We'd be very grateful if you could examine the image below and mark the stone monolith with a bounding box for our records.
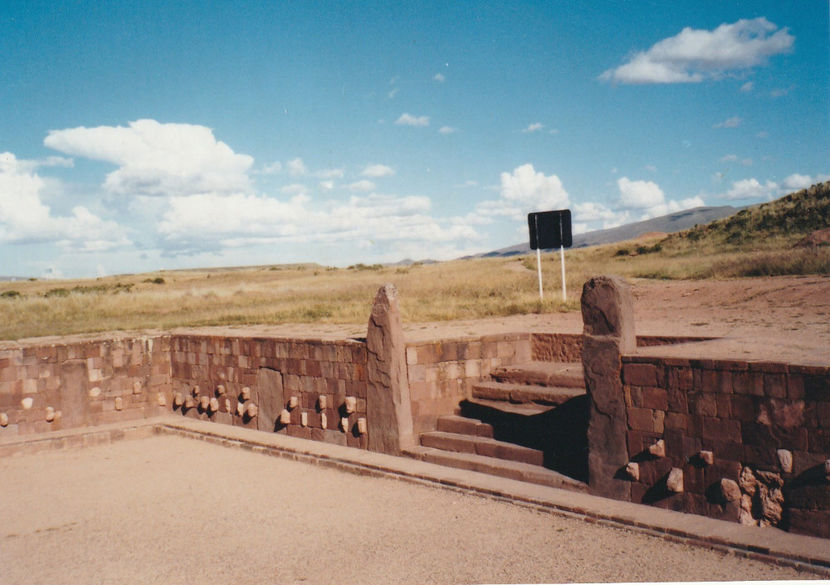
[582,275,636,500]
[366,284,415,455]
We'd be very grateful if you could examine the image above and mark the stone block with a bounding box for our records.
[648,439,666,458]
[641,387,668,411]
[623,363,660,387]
[702,417,741,443]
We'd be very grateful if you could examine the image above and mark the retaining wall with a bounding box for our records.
[0,335,170,437]
[621,354,830,537]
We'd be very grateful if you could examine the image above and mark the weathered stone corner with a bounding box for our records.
[582,275,635,501]
[366,283,415,455]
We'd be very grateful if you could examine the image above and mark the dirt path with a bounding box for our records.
[0,436,816,584]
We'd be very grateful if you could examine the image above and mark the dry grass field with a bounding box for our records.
[1,182,827,341]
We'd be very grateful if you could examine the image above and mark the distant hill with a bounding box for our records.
[668,181,830,247]
[469,205,740,258]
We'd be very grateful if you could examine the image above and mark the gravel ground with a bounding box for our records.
[0,436,818,584]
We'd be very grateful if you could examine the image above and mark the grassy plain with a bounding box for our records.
[0,182,828,340]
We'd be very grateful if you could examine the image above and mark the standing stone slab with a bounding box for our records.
[366,284,415,455]
[581,275,636,501]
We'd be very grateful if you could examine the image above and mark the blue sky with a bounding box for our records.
[1,1,828,278]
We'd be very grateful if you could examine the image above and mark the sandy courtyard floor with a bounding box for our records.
[0,435,818,585]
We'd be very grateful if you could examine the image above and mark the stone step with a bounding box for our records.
[404,446,588,492]
[462,397,555,417]
[420,431,544,466]
[471,380,585,406]
[489,361,584,388]
[436,414,494,438]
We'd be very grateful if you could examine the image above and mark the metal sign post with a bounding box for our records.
[527,209,572,301]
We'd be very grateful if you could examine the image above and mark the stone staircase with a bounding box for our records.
[404,362,590,492]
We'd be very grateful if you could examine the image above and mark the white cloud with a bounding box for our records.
[388,88,399,99]
[395,113,430,127]
[433,73,445,82]
[316,167,344,179]
[438,126,457,135]
[782,173,830,191]
[618,177,665,209]
[0,151,130,251]
[287,157,308,177]
[721,174,830,202]
[280,183,309,197]
[719,154,739,163]
[44,119,253,197]
[522,122,544,133]
[600,17,793,84]
[346,180,375,192]
[157,190,477,253]
[740,81,754,92]
[498,164,570,215]
[723,178,779,201]
[572,201,629,229]
[617,176,704,219]
[319,180,335,191]
[713,116,742,128]
[361,164,395,178]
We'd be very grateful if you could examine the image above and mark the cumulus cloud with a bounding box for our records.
[346,180,375,192]
[600,17,793,84]
[0,152,130,251]
[618,177,665,209]
[433,73,445,82]
[722,173,830,201]
[361,164,395,178]
[723,178,779,201]
[316,167,344,179]
[522,123,544,133]
[617,176,705,219]
[395,113,430,127]
[469,164,571,222]
[157,190,476,253]
[438,126,457,135]
[287,157,308,177]
[44,119,253,197]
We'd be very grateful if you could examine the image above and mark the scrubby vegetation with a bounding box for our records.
[0,182,826,340]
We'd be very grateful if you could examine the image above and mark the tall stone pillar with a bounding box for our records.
[581,275,636,500]
[366,284,415,455]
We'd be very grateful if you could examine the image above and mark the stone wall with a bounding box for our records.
[405,333,531,435]
[169,335,369,449]
[0,335,170,437]
[621,355,830,537]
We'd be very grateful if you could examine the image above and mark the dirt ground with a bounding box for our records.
[0,435,817,585]
[175,275,830,364]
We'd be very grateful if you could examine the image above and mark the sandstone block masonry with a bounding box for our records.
[580,274,830,539]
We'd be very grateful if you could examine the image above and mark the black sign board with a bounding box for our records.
[528,209,572,250]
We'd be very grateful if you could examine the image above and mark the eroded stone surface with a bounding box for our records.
[366,284,415,454]
[582,275,636,501]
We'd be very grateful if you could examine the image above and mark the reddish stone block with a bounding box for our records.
[715,394,731,418]
[701,417,741,443]
[627,430,645,454]
[730,394,756,422]
[641,386,668,410]
[627,386,642,407]
[628,407,655,432]
[805,375,830,402]
[763,373,787,398]
[787,509,830,539]
[623,363,661,387]
[787,374,805,400]
[691,393,717,417]
[664,412,688,432]
[809,429,830,453]
[667,388,688,413]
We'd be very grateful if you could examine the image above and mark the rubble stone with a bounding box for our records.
[666,467,684,493]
